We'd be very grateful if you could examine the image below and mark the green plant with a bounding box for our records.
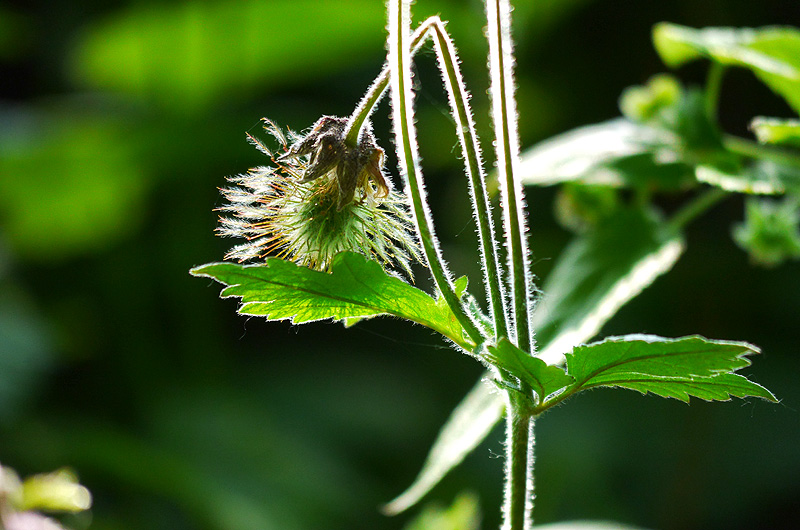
[191,3,798,529]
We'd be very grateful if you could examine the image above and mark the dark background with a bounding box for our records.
[1,1,799,529]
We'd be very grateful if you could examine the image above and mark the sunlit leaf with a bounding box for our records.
[653,23,800,114]
[750,117,800,147]
[191,252,475,350]
[565,334,777,402]
[382,380,502,515]
[484,338,573,401]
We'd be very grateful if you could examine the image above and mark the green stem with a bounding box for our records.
[345,18,439,149]
[669,187,728,232]
[504,393,534,530]
[723,134,800,169]
[388,0,484,346]
[428,18,508,338]
[486,0,531,352]
[705,63,726,122]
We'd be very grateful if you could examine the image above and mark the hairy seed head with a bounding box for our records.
[216,118,421,276]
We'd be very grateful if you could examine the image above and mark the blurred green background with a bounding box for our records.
[1,0,799,529]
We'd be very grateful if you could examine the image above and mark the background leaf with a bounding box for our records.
[653,23,800,115]
[518,118,692,189]
[751,117,800,147]
[191,252,475,350]
[565,334,777,402]
[532,207,684,365]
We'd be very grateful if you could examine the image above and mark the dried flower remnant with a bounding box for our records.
[216,118,421,276]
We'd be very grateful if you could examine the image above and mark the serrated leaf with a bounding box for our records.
[191,252,475,350]
[653,23,800,115]
[484,338,573,402]
[751,117,800,148]
[387,208,685,512]
[519,118,692,189]
[565,334,777,403]
[382,380,502,515]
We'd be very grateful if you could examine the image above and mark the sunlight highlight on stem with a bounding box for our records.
[428,18,508,338]
[486,0,532,352]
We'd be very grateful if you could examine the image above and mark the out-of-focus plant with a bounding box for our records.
[0,463,91,530]
[192,3,794,529]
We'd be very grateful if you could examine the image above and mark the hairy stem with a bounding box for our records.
[427,18,508,338]
[388,0,484,346]
[345,18,438,148]
[504,394,534,530]
[486,0,531,351]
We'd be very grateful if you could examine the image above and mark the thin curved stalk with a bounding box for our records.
[428,18,508,338]
[344,18,438,148]
[388,0,483,346]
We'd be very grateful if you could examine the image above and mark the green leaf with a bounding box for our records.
[386,208,685,511]
[695,162,785,195]
[751,117,800,148]
[382,381,502,515]
[533,207,685,365]
[519,118,692,190]
[191,252,476,350]
[484,338,573,402]
[653,23,800,114]
[565,334,777,402]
